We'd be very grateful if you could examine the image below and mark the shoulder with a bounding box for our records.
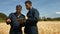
[32,8,39,13]
[9,13,15,16]
[9,13,13,15]
[32,8,37,11]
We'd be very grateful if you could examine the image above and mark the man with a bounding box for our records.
[24,1,39,34]
[6,5,25,34]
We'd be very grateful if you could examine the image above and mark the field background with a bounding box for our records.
[0,21,60,34]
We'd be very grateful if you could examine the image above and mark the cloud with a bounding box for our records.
[56,12,60,14]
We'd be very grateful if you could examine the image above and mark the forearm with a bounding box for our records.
[27,17,38,24]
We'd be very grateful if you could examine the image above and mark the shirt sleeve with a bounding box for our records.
[6,13,12,25]
[27,9,39,24]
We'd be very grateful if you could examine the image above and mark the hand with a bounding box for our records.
[7,19,11,24]
[25,16,28,20]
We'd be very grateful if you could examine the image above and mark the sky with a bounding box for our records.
[0,0,60,18]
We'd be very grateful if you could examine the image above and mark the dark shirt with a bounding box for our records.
[26,8,39,26]
[6,12,25,30]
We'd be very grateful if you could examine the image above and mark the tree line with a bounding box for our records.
[0,13,60,22]
[39,16,60,21]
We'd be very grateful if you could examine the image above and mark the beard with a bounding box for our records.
[26,8,30,10]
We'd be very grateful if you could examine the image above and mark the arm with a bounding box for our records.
[29,10,39,21]
[27,9,39,24]
[6,13,12,25]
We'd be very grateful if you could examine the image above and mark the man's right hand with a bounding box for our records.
[7,19,11,24]
[25,16,28,20]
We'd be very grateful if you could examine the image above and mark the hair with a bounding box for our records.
[16,5,22,8]
[25,1,32,4]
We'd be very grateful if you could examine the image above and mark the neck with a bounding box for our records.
[16,12,21,16]
[29,7,32,10]
[29,7,32,11]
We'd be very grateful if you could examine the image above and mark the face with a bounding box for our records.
[25,3,32,10]
[16,7,22,13]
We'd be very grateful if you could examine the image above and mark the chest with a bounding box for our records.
[27,11,34,17]
[11,14,24,21]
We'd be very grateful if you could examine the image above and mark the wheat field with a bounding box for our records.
[0,21,60,34]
